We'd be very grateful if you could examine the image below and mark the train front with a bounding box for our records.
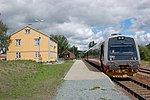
[105,35,141,77]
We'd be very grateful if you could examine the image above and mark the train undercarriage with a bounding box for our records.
[105,69,137,78]
[105,63,139,77]
[85,59,139,78]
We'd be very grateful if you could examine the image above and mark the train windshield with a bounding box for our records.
[110,44,134,53]
[108,37,138,60]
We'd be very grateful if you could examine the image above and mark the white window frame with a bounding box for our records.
[16,39,21,46]
[25,29,30,34]
[16,52,21,58]
[34,51,40,58]
[34,38,40,45]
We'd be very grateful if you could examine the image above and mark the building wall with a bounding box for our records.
[49,39,58,61]
[7,26,50,62]
[62,50,76,59]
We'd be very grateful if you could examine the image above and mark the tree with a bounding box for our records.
[68,45,78,56]
[50,34,68,57]
[146,43,150,51]
[77,50,85,58]
[138,45,150,61]
[0,20,10,54]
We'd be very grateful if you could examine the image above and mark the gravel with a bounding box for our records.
[55,79,130,100]
[43,60,65,65]
[55,60,130,100]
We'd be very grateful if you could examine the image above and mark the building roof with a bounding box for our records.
[10,25,57,43]
[50,36,58,43]
[62,50,75,56]
[0,54,7,59]
[62,50,76,58]
[62,50,72,54]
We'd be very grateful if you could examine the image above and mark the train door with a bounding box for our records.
[87,52,88,60]
[99,44,104,71]
[100,44,104,71]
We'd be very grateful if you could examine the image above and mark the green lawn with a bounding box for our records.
[141,60,150,64]
[0,60,73,100]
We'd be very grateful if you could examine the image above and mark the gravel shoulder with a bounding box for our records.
[56,79,129,100]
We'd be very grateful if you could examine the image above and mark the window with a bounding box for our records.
[16,39,21,46]
[16,52,21,58]
[110,45,134,53]
[25,29,30,34]
[50,53,55,58]
[34,38,40,45]
[34,52,40,58]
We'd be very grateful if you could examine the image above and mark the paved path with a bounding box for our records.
[55,60,130,100]
[64,60,111,81]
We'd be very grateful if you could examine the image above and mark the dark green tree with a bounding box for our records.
[0,20,10,54]
[146,43,150,51]
[50,34,68,57]
[77,50,85,58]
[68,45,78,57]
[138,45,150,61]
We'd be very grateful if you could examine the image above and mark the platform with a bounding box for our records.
[55,60,130,100]
[64,60,111,81]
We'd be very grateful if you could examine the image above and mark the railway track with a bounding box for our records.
[113,77,150,100]
[139,68,150,74]
[85,60,150,99]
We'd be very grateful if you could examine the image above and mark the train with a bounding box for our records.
[84,34,141,77]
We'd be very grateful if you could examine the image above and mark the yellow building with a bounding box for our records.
[7,26,58,62]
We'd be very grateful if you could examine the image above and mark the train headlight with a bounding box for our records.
[117,36,125,40]
[128,62,132,66]
[134,57,137,60]
[109,56,115,61]
[131,57,137,60]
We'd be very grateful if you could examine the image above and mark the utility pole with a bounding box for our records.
[73,45,74,55]
[34,19,44,62]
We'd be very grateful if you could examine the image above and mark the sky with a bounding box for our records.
[0,0,150,50]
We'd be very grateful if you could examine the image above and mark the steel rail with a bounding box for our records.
[113,78,150,100]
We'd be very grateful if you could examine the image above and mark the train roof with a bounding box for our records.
[84,48,92,53]
[85,34,135,53]
[85,41,104,52]
[108,34,134,39]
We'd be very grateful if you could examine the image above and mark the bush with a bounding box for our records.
[139,45,150,61]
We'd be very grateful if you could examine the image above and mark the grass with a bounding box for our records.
[0,60,73,100]
[141,60,150,64]
[89,85,101,91]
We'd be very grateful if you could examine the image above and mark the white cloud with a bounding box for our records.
[46,21,95,50]
[0,0,150,50]
[134,31,150,45]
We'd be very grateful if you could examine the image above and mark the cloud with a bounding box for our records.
[134,31,150,45]
[0,0,150,50]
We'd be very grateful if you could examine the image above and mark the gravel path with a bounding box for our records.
[55,79,129,100]
[55,60,130,100]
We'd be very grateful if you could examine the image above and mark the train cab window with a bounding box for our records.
[110,45,134,53]
[108,37,138,60]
